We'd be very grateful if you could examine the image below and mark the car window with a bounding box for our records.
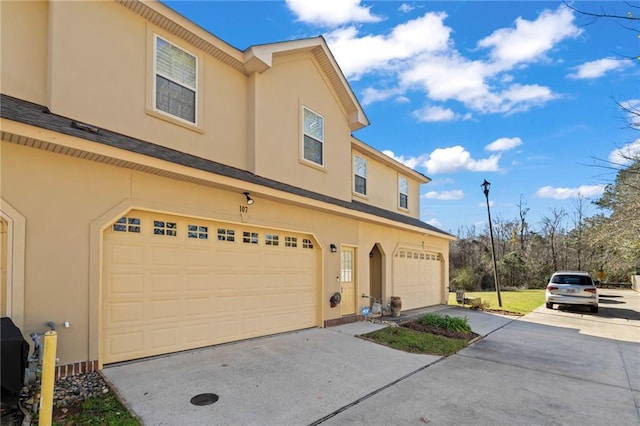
[551,275,592,285]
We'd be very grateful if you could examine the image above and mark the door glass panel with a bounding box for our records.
[341,250,353,282]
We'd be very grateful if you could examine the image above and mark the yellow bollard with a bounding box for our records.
[38,330,57,426]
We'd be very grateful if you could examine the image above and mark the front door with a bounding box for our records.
[340,247,356,315]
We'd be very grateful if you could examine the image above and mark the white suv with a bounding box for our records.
[545,271,598,313]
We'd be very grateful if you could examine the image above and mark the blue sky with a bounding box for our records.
[163,1,639,235]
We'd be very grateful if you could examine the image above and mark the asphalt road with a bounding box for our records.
[104,289,640,425]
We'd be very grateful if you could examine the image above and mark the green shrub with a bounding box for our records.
[418,313,471,333]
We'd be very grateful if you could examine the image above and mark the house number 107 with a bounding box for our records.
[239,205,248,213]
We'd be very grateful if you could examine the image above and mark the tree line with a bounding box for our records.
[450,156,639,291]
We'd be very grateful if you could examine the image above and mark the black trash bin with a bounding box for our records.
[1,317,29,401]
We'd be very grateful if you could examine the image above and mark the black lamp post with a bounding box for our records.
[481,179,502,307]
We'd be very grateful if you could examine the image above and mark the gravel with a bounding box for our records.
[1,372,111,425]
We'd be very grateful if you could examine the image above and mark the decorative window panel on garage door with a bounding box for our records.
[102,210,319,364]
[392,249,442,310]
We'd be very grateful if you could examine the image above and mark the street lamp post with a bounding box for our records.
[481,179,502,307]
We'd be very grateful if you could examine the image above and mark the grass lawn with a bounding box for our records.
[361,326,470,356]
[447,289,545,315]
[53,393,140,426]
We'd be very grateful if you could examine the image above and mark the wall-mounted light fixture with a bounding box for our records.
[243,192,254,205]
[330,244,337,253]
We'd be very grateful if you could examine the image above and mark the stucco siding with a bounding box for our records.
[0,1,49,105]
[43,1,249,171]
[252,53,353,202]
[2,140,447,365]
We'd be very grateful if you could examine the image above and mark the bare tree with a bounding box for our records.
[570,194,587,270]
[541,208,567,272]
[517,195,529,253]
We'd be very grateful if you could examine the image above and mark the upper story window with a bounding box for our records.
[353,155,367,196]
[302,107,324,166]
[399,177,408,209]
[154,35,197,124]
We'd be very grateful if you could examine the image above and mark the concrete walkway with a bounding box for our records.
[103,290,640,425]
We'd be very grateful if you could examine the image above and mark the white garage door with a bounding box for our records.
[102,210,319,364]
[392,248,442,310]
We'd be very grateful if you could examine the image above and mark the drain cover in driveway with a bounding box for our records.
[190,393,219,406]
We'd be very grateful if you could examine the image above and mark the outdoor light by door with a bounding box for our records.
[481,179,502,307]
[243,192,254,205]
[330,244,337,253]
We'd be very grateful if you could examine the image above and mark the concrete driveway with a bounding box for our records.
[103,290,640,425]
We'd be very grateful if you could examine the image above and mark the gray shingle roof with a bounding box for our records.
[1,94,453,237]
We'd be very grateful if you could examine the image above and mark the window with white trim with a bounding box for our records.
[154,35,197,124]
[302,107,324,166]
[399,177,408,209]
[353,155,367,196]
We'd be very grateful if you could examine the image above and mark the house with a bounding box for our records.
[0,0,455,375]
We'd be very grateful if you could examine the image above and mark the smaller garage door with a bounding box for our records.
[102,210,320,364]
[392,248,442,310]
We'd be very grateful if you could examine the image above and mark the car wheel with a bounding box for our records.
[590,305,598,313]
[546,302,553,309]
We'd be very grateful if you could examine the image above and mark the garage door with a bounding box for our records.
[392,248,442,310]
[102,210,319,364]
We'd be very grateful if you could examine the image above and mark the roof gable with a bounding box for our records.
[244,38,368,131]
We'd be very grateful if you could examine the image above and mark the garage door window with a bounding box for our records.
[285,236,298,248]
[188,225,208,239]
[266,234,279,246]
[154,221,177,236]
[302,238,314,249]
[217,228,235,242]
[243,232,259,244]
[113,216,141,233]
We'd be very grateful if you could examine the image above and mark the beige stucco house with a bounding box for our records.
[0,0,455,375]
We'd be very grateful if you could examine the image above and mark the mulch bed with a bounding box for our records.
[400,320,480,341]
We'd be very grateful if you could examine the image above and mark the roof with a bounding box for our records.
[1,94,453,239]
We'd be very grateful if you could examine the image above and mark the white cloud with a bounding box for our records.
[325,12,452,79]
[424,146,501,174]
[383,147,500,174]
[327,5,580,117]
[426,217,443,228]
[412,105,457,122]
[286,0,381,27]
[424,190,464,200]
[477,6,582,68]
[381,150,427,170]
[535,184,606,199]
[429,177,456,186]
[399,4,413,13]
[485,137,522,152]
[568,57,633,79]
[608,139,640,166]
[361,87,398,104]
[620,99,640,129]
